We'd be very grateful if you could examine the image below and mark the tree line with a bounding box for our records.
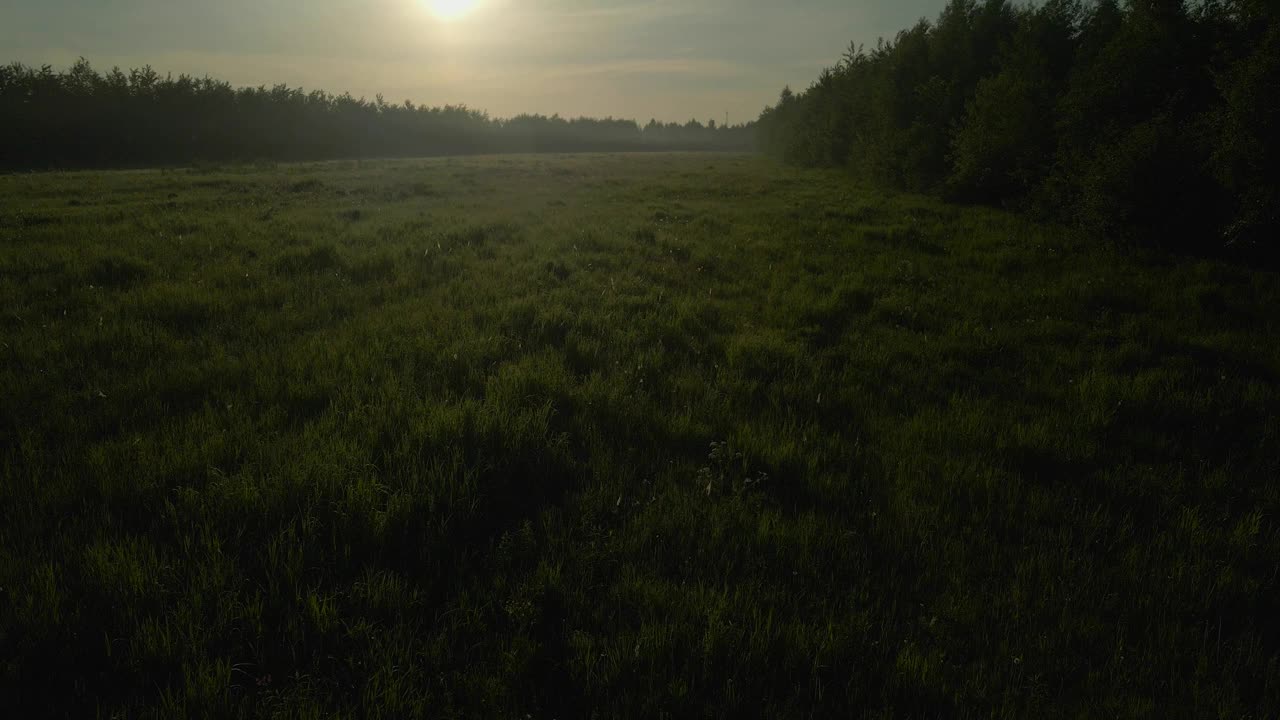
[0,59,755,170]
[755,0,1278,255]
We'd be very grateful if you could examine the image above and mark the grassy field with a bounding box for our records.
[2,153,1278,718]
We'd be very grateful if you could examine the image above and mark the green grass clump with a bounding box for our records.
[1,154,1278,718]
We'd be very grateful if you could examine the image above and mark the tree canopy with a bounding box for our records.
[755,0,1280,256]
[0,59,755,170]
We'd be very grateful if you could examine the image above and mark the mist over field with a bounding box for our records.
[2,1,1279,717]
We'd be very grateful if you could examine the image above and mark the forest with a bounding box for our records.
[756,0,1279,257]
[0,59,754,169]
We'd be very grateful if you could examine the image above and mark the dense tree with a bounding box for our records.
[756,0,1280,256]
[0,60,754,170]
[1211,0,1280,250]
[949,0,1083,201]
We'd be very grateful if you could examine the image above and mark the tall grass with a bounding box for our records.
[1,154,1278,717]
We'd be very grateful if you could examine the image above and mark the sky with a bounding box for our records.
[2,0,949,124]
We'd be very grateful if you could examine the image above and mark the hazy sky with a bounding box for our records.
[3,0,948,123]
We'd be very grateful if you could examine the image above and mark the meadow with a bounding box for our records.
[1,153,1278,718]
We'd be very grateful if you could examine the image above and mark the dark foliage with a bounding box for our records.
[756,0,1280,257]
[0,59,755,170]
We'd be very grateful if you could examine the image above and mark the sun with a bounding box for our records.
[428,0,479,20]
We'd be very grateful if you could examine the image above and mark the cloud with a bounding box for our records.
[537,57,748,80]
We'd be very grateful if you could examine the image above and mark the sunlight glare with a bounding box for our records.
[428,0,479,21]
